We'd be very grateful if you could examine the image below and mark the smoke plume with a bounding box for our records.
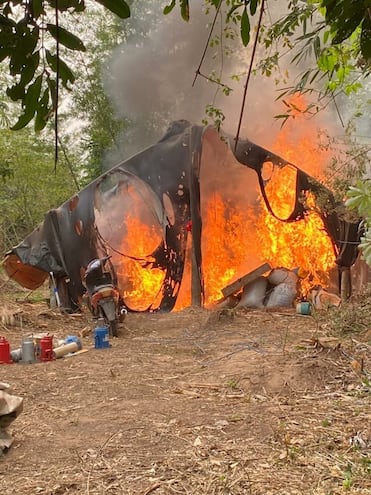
[104,1,344,163]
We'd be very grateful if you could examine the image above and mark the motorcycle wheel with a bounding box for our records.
[109,319,118,338]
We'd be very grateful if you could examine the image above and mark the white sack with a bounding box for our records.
[268,267,298,286]
[265,282,298,308]
[237,276,268,308]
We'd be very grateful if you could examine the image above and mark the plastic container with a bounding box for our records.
[94,322,110,349]
[65,335,81,346]
[0,336,12,364]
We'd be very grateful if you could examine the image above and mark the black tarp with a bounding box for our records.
[3,120,362,311]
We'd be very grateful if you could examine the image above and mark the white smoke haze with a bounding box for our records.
[103,1,347,165]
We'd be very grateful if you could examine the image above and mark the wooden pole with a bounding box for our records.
[222,262,271,298]
[340,267,351,301]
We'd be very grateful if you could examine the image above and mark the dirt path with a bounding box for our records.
[0,302,370,494]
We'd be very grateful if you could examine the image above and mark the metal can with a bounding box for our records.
[296,301,311,315]
[21,338,36,364]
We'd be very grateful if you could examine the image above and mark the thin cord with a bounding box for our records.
[234,0,265,151]
[331,92,345,128]
[192,0,223,87]
[57,136,81,191]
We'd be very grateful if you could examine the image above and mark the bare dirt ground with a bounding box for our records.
[0,280,370,495]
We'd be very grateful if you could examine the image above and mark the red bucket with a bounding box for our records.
[0,336,13,364]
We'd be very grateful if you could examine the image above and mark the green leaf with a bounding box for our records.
[95,0,130,19]
[241,6,250,46]
[163,0,176,15]
[332,13,362,44]
[323,30,330,44]
[250,0,258,16]
[0,14,16,28]
[226,4,242,23]
[11,108,36,131]
[34,88,50,132]
[0,25,17,61]
[47,78,57,107]
[313,35,321,59]
[180,0,189,21]
[30,0,45,18]
[9,49,26,76]
[8,24,39,76]
[11,75,43,130]
[47,24,86,51]
[24,74,42,106]
[6,83,25,101]
[360,15,371,60]
[45,50,76,88]
[48,0,86,11]
[27,26,40,55]
[45,49,58,72]
[318,50,337,72]
[58,60,76,88]
[322,0,340,22]
[19,51,40,88]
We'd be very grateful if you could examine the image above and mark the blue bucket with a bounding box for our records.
[94,326,110,349]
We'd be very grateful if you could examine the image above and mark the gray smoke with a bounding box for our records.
[103,1,349,163]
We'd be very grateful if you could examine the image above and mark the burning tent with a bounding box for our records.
[3,120,362,312]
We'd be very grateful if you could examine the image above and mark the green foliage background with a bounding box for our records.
[0,129,76,252]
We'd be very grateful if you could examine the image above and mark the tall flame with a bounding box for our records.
[116,214,164,311]
[255,93,335,291]
[115,94,336,308]
[256,194,335,293]
[201,194,259,304]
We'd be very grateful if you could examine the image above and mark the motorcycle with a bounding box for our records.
[83,256,124,337]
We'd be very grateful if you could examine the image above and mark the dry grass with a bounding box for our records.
[317,285,371,337]
[0,280,370,494]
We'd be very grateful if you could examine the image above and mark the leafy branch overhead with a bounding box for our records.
[0,0,130,132]
[165,0,370,100]
[1,0,370,132]
[164,0,371,55]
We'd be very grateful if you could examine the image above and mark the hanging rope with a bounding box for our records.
[192,0,223,87]
[234,0,265,151]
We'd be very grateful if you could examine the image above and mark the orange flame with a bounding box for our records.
[273,93,331,177]
[116,214,164,311]
[116,94,336,308]
[256,194,335,293]
[201,195,259,305]
[255,93,335,291]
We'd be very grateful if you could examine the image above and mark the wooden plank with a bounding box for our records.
[221,262,271,298]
